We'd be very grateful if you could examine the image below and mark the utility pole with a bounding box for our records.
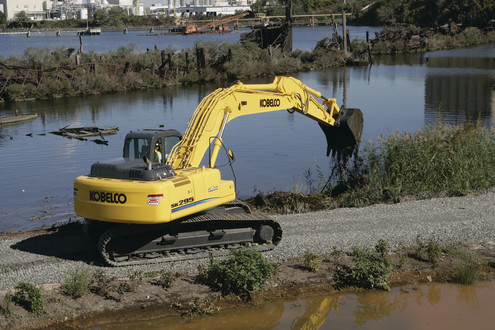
[342,0,347,56]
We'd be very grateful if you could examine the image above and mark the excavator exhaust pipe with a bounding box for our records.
[319,107,364,157]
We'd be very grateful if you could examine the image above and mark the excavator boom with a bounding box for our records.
[168,76,363,170]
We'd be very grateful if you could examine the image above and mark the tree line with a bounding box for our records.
[258,0,495,28]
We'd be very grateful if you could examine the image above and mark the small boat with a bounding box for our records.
[0,113,38,125]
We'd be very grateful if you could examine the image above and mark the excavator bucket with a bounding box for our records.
[319,108,363,157]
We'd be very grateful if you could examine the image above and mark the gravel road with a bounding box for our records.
[1,193,494,291]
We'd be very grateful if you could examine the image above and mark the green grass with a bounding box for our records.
[452,250,482,285]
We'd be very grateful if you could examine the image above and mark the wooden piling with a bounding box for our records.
[161,50,166,67]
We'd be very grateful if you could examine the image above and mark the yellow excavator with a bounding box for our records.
[73,76,363,266]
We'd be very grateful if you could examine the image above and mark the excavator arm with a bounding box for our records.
[168,76,363,170]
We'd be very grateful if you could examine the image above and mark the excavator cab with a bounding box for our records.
[123,129,182,164]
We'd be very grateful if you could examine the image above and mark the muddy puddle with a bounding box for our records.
[92,280,495,329]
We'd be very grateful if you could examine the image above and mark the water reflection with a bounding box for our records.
[353,290,406,326]
[95,280,495,330]
[291,296,342,329]
[425,73,494,122]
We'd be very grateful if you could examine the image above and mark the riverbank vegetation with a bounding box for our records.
[0,39,366,102]
[0,235,493,329]
[1,22,494,103]
[249,121,495,213]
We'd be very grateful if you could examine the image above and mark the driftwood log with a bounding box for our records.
[50,125,119,144]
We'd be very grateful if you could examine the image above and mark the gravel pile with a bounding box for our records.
[1,193,494,291]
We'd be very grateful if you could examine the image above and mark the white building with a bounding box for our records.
[107,0,133,5]
[0,0,49,20]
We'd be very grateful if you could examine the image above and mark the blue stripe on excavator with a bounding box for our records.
[171,197,220,213]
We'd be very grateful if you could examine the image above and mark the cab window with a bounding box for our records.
[164,136,180,160]
[124,138,150,160]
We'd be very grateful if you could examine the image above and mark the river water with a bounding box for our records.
[0,26,381,57]
[94,280,495,330]
[0,28,493,232]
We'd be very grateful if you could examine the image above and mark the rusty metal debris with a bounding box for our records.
[241,3,293,52]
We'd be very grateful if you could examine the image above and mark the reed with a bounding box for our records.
[366,121,495,197]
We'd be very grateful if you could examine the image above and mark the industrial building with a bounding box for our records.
[0,0,250,21]
[0,0,48,21]
[0,0,145,21]
[150,0,252,16]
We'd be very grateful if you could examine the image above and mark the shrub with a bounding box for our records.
[130,270,144,286]
[62,265,93,298]
[158,271,176,289]
[303,251,320,272]
[334,240,394,291]
[173,299,219,318]
[1,293,14,318]
[426,240,442,264]
[198,250,278,299]
[414,235,442,264]
[4,84,26,102]
[12,282,46,315]
[90,269,112,297]
[457,27,481,45]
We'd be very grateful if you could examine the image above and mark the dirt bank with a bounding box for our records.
[1,224,495,329]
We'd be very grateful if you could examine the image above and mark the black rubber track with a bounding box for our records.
[95,204,282,267]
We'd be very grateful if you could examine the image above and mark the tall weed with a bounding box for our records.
[365,121,495,197]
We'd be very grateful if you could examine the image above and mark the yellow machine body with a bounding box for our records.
[74,167,235,224]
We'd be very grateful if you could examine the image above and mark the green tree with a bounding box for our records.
[360,0,495,27]
[93,7,129,27]
[93,9,108,26]
[106,6,129,27]
[402,0,440,26]
[14,10,30,27]
[0,11,6,25]
[251,0,268,14]
[441,0,495,26]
